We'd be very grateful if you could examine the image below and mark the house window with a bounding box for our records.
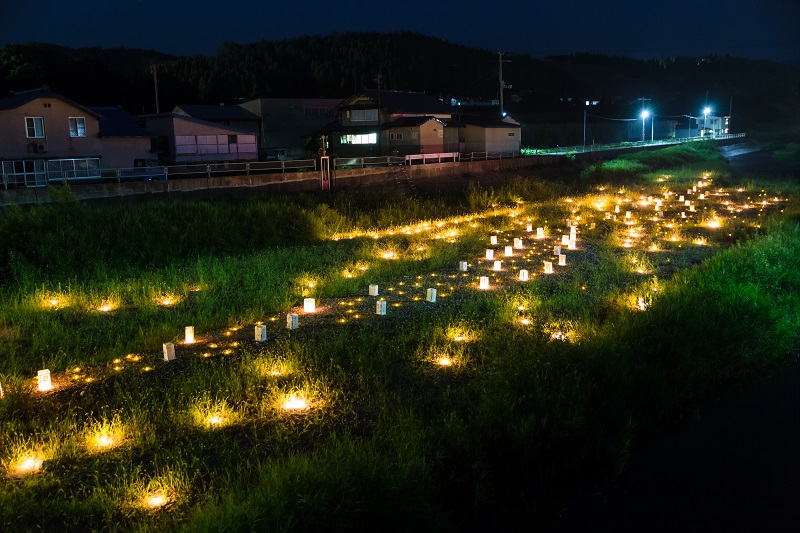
[410,131,419,140]
[69,117,86,137]
[350,109,378,122]
[340,133,377,145]
[26,117,45,138]
[389,132,404,141]
[507,132,516,137]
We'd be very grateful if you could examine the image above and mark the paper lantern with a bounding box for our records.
[536,227,545,238]
[37,369,52,391]
[553,245,561,256]
[286,314,299,330]
[255,325,267,342]
[479,276,489,290]
[369,284,379,296]
[558,254,566,266]
[561,235,569,245]
[458,261,468,272]
[376,300,387,315]
[519,269,529,281]
[504,246,513,257]
[544,261,553,274]
[163,343,175,361]
[490,235,498,245]
[184,326,195,344]
[303,298,316,313]
[493,261,502,271]
[486,249,494,260]
[514,238,523,249]
[426,288,437,302]
[526,223,533,232]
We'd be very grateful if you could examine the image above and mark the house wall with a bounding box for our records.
[0,98,101,160]
[419,121,444,154]
[484,127,521,152]
[98,138,154,168]
[240,98,342,155]
[143,116,257,164]
[382,126,420,156]
[462,125,487,153]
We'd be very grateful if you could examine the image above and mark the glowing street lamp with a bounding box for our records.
[703,107,711,136]
[640,110,649,142]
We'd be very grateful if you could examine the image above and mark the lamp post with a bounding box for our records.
[703,106,711,137]
[640,110,649,142]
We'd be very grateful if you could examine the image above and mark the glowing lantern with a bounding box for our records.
[37,369,52,392]
[426,288,437,302]
[679,195,684,202]
[369,284,379,296]
[519,269,529,281]
[559,254,566,266]
[282,394,308,410]
[303,298,316,313]
[561,235,569,245]
[490,235,498,245]
[376,300,387,315]
[544,261,553,274]
[163,342,175,361]
[458,261,468,272]
[479,276,490,290]
[568,239,576,250]
[493,261,502,271]
[536,227,545,238]
[553,245,561,256]
[689,205,695,212]
[514,238,523,249]
[255,325,267,342]
[485,249,494,260]
[437,357,452,367]
[184,326,194,344]
[526,223,533,232]
[625,211,632,219]
[615,205,620,213]
[504,246,513,257]
[286,314,299,330]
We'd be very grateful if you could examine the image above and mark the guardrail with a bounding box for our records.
[2,134,746,190]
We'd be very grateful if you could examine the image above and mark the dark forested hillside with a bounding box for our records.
[2,33,798,139]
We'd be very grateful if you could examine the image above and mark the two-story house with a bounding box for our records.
[0,86,155,187]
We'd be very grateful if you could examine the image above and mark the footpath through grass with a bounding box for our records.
[0,143,798,531]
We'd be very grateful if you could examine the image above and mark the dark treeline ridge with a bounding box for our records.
[1,32,798,138]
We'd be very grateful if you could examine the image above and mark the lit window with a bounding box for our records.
[69,117,86,137]
[341,133,377,144]
[26,117,45,138]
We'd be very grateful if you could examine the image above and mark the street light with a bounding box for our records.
[703,107,711,137]
[641,110,649,142]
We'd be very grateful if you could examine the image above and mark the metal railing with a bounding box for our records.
[526,133,746,156]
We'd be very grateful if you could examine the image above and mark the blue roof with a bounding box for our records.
[88,106,155,138]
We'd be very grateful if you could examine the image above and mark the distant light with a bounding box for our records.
[641,110,650,119]
[282,395,308,410]
[703,107,711,115]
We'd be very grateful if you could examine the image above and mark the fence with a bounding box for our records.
[2,133,747,190]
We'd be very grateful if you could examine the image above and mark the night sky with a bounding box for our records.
[2,0,798,61]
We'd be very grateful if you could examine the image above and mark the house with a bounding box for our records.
[238,98,343,158]
[172,104,261,137]
[323,90,460,157]
[0,86,156,188]
[141,113,258,165]
[322,90,521,157]
[450,114,522,153]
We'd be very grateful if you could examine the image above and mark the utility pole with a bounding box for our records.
[150,65,160,114]
[498,52,512,117]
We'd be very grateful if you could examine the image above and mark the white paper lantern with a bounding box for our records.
[479,276,489,290]
[255,325,267,342]
[184,326,195,344]
[519,269,529,281]
[286,314,299,330]
[526,223,533,232]
[163,343,175,361]
[458,261,468,272]
[514,238,523,249]
[426,288,437,302]
[544,261,553,274]
[37,369,52,391]
[536,227,545,238]
[376,300,387,315]
[554,245,561,256]
[486,249,495,260]
[559,254,566,266]
[490,235,498,245]
[561,235,569,245]
[303,298,316,313]
[504,246,513,257]
[369,284,379,296]
[493,260,502,271]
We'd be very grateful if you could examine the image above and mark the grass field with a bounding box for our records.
[1,143,798,531]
